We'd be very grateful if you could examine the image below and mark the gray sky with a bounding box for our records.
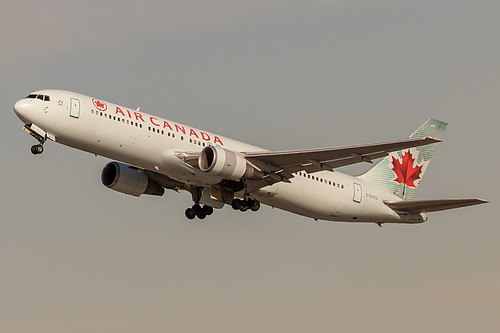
[1,1,499,332]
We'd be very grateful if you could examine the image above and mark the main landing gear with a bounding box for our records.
[231,198,260,212]
[184,186,260,220]
[185,186,215,220]
[185,204,214,220]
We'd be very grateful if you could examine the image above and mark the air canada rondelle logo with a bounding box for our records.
[92,99,107,112]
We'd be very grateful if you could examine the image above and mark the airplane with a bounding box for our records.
[13,90,487,225]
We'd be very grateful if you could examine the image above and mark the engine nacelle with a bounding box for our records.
[198,146,263,180]
[101,162,164,197]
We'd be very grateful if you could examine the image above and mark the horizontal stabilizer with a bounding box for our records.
[384,198,488,213]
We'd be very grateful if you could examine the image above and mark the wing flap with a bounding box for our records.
[384,199,488,213]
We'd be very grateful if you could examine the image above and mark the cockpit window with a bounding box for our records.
[26,94,50,101]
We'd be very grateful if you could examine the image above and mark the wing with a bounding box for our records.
[384,199,488,213]
[244,137,440,184]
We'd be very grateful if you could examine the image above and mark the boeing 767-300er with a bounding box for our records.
[14,90,487,224]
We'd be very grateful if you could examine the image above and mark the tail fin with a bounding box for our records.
[357,118,448,200]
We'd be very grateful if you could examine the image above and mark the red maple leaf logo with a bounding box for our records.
[391,150,423,188]
[92,99,107,112]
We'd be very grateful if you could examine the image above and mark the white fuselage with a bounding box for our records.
[14,90,425,224]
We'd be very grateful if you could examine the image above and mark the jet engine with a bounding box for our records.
[198,146,263,180]
[101,162,164,196]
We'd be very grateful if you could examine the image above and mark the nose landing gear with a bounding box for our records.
[23,125,46,155]
[31,144,44,155]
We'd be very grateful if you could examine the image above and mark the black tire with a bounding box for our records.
[192,203,203,215]
[31,145,43,155]
[185,208,196,220]
[249,199,260,211]
[197,211,207,219]
[231,199,241,210]
[239,200,250,212]
[203,205,214,216]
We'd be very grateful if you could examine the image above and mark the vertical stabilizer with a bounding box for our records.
[358,118,447,200]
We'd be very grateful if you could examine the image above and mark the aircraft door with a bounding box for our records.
[353,183,362,203]
[70,98,80,118]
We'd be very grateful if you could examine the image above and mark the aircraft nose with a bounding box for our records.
[14,99,30,120]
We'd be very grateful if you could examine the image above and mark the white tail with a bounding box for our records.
[357,118,448,200]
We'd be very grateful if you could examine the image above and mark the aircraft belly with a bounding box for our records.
[256,178,347,220]
[255,174,409,223]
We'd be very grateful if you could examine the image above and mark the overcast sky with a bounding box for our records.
[1,1,499,332]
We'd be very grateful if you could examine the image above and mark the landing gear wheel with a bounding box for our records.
[231,199,241,210]
[191,204,203,215]
[185,208,196,220]
[197,211,207,220]
[249,199,260,212]
[31,144,43,155]
[238,200,249,212]
[203,205,214,216]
